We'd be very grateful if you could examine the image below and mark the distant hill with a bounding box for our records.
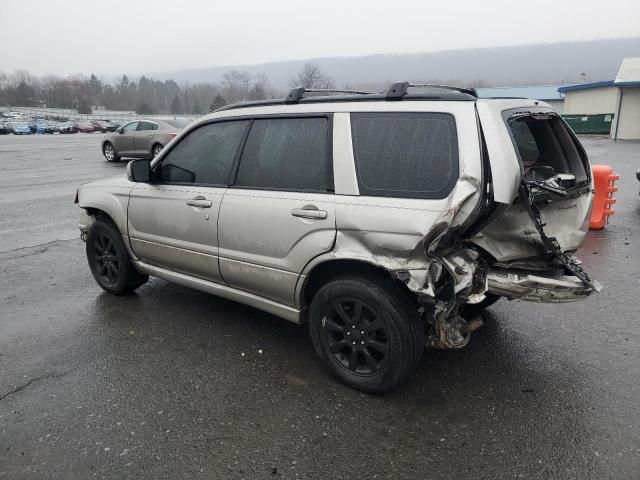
[153,37,640,90]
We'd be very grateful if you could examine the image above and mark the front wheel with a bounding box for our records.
[308,276,424,393]
[103,142,120,162]
[86,219,148,295]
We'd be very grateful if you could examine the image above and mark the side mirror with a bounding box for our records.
[127,159,152,183]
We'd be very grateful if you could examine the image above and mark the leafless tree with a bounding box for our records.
[221,70,252,102]
[290,63,335,89]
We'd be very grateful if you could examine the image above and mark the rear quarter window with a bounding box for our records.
[350,112,459,199]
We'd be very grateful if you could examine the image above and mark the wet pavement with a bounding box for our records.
[0,134,638,479]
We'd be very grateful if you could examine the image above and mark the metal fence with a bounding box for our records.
[3,106,198,124]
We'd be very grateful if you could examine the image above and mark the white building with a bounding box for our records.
[559,57,640,140]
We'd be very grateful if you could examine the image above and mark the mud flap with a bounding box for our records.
[519,182,602,293]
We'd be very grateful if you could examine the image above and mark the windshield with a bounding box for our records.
[164,118,191,129]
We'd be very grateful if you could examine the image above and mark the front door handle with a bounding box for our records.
[186,197,212,208]
[291,206,328,220]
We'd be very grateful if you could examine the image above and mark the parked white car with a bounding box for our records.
[76,83,600,392]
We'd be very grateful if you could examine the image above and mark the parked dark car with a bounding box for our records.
[90,120,117,133]
[0,123,12,135]
[77,122,95,133]
[57,122,78,134]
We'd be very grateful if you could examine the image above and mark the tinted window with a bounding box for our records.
[122,122,138,133]
[350,112,459,199]
[157,121,248,185]
[235,117,330,192]
[137,121,157,131]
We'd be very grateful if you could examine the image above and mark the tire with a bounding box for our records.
[308,276,424,393]
[103,142,120,162]
[152,143,163,158]
[86,219,148,295]
[462,293,501,318]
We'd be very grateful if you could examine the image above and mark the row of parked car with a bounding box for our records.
[0,111,124,135]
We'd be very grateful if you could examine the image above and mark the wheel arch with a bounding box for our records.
[298,258,417,316]
[82,205,138,261]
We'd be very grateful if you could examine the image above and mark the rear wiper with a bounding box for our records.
[524,179,568,197]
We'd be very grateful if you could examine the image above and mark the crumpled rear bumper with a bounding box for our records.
[486,268,595,303]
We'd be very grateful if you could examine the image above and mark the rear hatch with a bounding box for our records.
[472,100,600,301]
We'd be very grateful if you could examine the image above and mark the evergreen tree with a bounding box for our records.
[209,94,226,111]
[170,94,184,114]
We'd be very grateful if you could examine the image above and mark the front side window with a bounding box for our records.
[122,122,138,133]
[350,112,459,199]
[156,120,248,185]
[235,117,331,192]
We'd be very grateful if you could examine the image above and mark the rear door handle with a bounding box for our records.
[291,207,328,220]
[186,197,212,208]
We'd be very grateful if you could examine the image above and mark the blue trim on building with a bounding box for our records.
[558,81,615,93]
[613,81,640,87]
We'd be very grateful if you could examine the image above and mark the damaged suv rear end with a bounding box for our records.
[412,97,601,351]
[310,86,600,390]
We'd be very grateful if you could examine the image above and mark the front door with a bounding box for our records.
[114,121,138,157]
[127,119,250,282]
[218,116,336,306]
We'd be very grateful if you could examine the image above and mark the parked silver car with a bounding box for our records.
[76,83,600,393]
[101,118,190,162]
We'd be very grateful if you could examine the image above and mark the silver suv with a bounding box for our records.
[76,83,600,393]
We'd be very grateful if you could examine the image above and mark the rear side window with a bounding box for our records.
[137,121,158,131]
[350,112,459,199]
[157,120,248,185]
[235,117,331,192]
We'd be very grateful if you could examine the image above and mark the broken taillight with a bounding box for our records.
[170,132,178,139]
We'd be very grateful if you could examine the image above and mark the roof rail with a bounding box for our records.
[285,87,374,103]
[385,82,477,100]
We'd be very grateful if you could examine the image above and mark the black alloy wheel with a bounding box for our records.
[90,232,121,286]
[308,276,424,393]
[85,219,148,295]
[321,299,390,375]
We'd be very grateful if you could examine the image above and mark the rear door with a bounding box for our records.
[132,120,159,157]
[217,116,336,306]
[127,120,249,282]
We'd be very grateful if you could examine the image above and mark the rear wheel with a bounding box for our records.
[152,143,163,158]
[308,276,424,393]
[103,142,119,162]
[86,219,148,295]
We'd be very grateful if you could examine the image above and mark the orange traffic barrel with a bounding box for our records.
[590,164,619,230]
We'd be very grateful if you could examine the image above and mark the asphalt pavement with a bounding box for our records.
[0,133,638,479]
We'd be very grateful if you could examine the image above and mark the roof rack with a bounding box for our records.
[215,82,477,112]
[385,82,477,100]
[285,87,374,103]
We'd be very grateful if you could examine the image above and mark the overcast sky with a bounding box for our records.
[1,0,639,77]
